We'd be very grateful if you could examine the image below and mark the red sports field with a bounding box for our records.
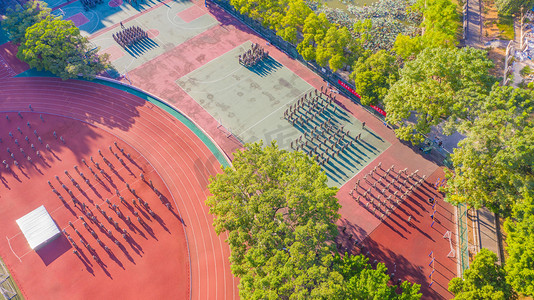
[0,77,237,299]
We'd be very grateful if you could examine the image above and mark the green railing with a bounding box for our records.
[457,203,470,276]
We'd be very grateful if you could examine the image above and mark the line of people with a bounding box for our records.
[238,43,268,67]
[291,121,361,166]
[124,0,141,5]
[284,90,336,126]
[351,165,424,220]
[113,26,148,48]
[81,0,103,11]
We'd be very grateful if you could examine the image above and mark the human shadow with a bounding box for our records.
[124,38,159,57]
[246,56,283,77]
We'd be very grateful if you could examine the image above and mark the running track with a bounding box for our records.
[0,77,238,299]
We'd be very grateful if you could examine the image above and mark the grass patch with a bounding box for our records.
[0,257,24,300]
[520,65,532,77]
[497,14,514,40]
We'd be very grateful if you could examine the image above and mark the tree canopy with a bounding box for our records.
[230,0,312,44]
[495,0,534,15]
[333,254,421,299]
[17,16,110,79]
[504,190,534,297]
[350,50,399,106]
[449,248,515,300]
[393,0,459,59]
[207,141,342,298]
[2,0,51,43]
[443,85,534,214]
[384,46,494,143]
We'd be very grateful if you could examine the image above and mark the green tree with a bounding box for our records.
[207,141,342,299]
[384,47,494,143]
[350,50,399,106]
[276,0,311,43]
[393,34,423,60]
[504,190,534,297]
[416,0,459,45]
[495,0,534,14]
[297,12,331,61]
[333,254,421,299]
[443,85,534,214]
[2,0,51,43]
[17,16,110,79]
[449,248,516,299]
[394,0,459,59]
[315,26,350,71]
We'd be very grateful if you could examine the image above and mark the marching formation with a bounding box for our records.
[123,0,141,5]
[81,0,103,11]
[50,141,173,267]
[238,43,269,67]
[1,110,61,171]
[0,110,173,272]
[284,87,359,167]
[113,26,148,48]
[350,163,426,221]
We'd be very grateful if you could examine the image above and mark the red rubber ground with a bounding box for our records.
[0,77,237,299]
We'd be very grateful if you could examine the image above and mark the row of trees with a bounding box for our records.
[230,0,369,71]
[207,142,421,299]
[2,0,110,79]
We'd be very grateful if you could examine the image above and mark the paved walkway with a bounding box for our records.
[465,0,482,48]
[477,208,502,264]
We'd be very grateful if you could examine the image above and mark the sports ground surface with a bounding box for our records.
[0,0,458,299]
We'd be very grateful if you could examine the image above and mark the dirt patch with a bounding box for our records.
[482,0,514,42]
[487,47,506,78]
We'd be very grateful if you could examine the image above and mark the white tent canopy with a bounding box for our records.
[16,205,60,250]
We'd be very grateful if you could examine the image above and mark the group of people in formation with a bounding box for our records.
[238,43,268,67]
[113,26,148,48]
[81,0,103,11]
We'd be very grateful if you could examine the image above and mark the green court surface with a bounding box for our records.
[178,42,390,186]
[87,1,218,73]
[45,0,191,35]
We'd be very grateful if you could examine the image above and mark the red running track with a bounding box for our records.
[0,113,190,299]
[0,77,237,299]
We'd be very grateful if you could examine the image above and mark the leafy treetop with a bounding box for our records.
[495,0,534,14]
[2,0,51,43]
[207,141,341,299]
[350,50,399,106]
[384,46,494,144]
[17,16,110,79]
[503,190,534,297]
[443,84,534,214]
[448,248,516,300]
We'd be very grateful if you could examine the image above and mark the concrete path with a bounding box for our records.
[465,0,483,48]
[477,208,502,264]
